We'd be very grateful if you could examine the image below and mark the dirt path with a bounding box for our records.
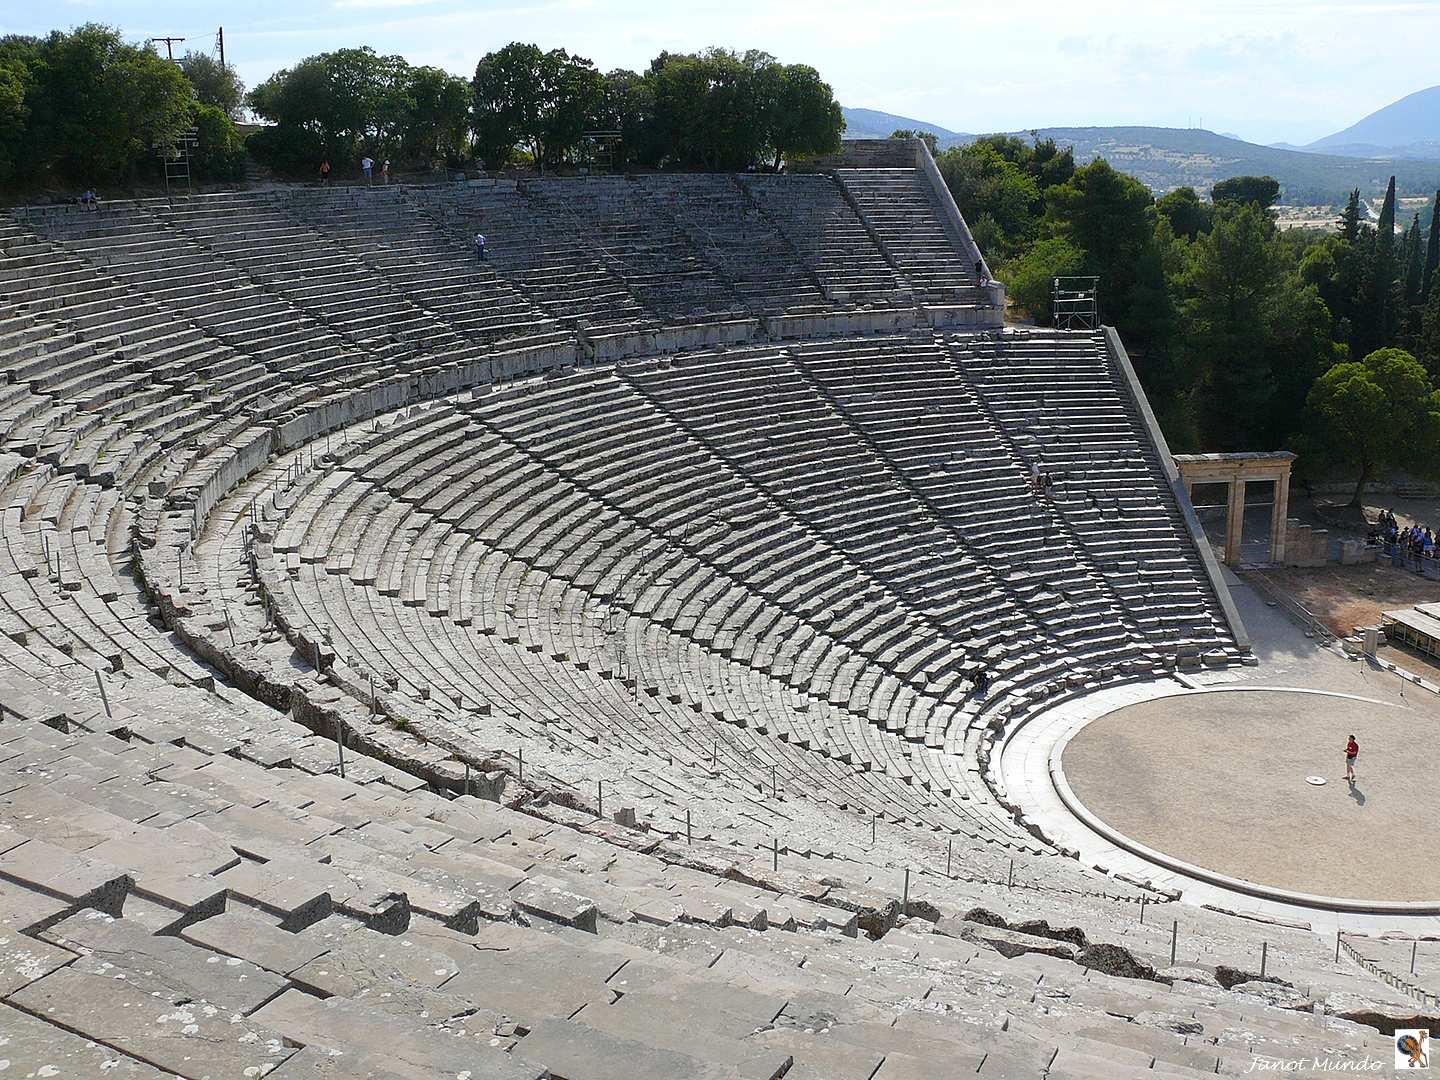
[1253,562,1440,636]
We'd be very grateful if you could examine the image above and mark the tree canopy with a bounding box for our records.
[1211,175,1281,210]
[0,24,247,187]
[248,46,471,173]
[178,52,245,117]
[1305,348,1440,505]
[472,44,604,173]
[890,129,939,156]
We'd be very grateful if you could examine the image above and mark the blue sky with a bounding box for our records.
[4,0,1437,145]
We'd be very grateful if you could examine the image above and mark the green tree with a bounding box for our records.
[178,51,244,117]
[188,102,245,180]
[1305,347,1440,505]
[0,37,35,184]
[24,24,193,183]
[249,46,413,162]
[401,66,470,163]
[595,69,658,169]
[1156,186,1212,240]
[472,43,603,172]
[1365,175,1401,353]
[1046,159,1167,348]
[249,47,457,172]
[936,141,1041,261]
[1418,287,1440,376]
[767,64,841,166]
[1000,236,1085,323]
[1211,175,1281,210]
[1404,213,1425,304]
[1299,234,1365,350]
[1178,202,1287,447]
[1423,191,1439,303]
[1338,188,1362,243]
[891,128,938,157]
[1027,137,1075,190]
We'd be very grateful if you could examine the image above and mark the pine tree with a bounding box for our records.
[1405,214,1425,303]
[1370,176,1399,348]
[1338,188,1362,243]
[1424,190,1440,303]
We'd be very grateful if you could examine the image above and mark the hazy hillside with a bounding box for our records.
[1309,85,1440,159]
[841,107,969,145]
[844,107,1440,202]
[1020,126,1440,202]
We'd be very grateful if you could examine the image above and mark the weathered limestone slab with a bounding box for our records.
[180,909,333,975]
[0,836,131,915]
[0,917,75,996]
[288,919,459,998]
[252,988,546,1080]
[512,875,599,932]
[519,1017,789,1080]
[0,880,68,934]
[9,967,298,1079]
[212,856,337,929]
[263,1044,412,1080]
[0,1002,170,1077]
[45,909,289,1014]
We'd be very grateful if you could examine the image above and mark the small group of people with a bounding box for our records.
[1372,508,1436,558]
[1029,462,1054,496]
[77,189,99,211]
[317,158,391,185]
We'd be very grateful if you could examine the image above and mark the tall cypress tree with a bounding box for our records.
[1339,188,1362,243]
[1377,176,1397,249]
[1424,190,1440,303]
[1370,175,1399,348]
[1405,214,1425,303]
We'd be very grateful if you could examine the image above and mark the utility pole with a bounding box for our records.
[148,36,186,62]
[216,27,225,67]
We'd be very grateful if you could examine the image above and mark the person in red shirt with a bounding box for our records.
[1344,735,1359,782]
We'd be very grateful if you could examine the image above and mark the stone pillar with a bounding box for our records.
[1269,471,1291,565]
[1224,479,1246,566]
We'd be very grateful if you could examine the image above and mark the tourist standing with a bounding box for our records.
[381,160,390,185]
[361,156,374,183]
[972,665,990,698]
[319,160,332,185]
[1344,734,1359,782]
[474,232,487,261]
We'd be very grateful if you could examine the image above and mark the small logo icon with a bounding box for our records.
[1396,1028,1431,1069]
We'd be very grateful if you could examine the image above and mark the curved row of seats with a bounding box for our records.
[232,329,1239,867]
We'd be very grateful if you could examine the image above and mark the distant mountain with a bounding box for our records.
[841,107,970,145]
[1308,86,1440,159]
[843,108,1440,203]
[1018,126,1440,203]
